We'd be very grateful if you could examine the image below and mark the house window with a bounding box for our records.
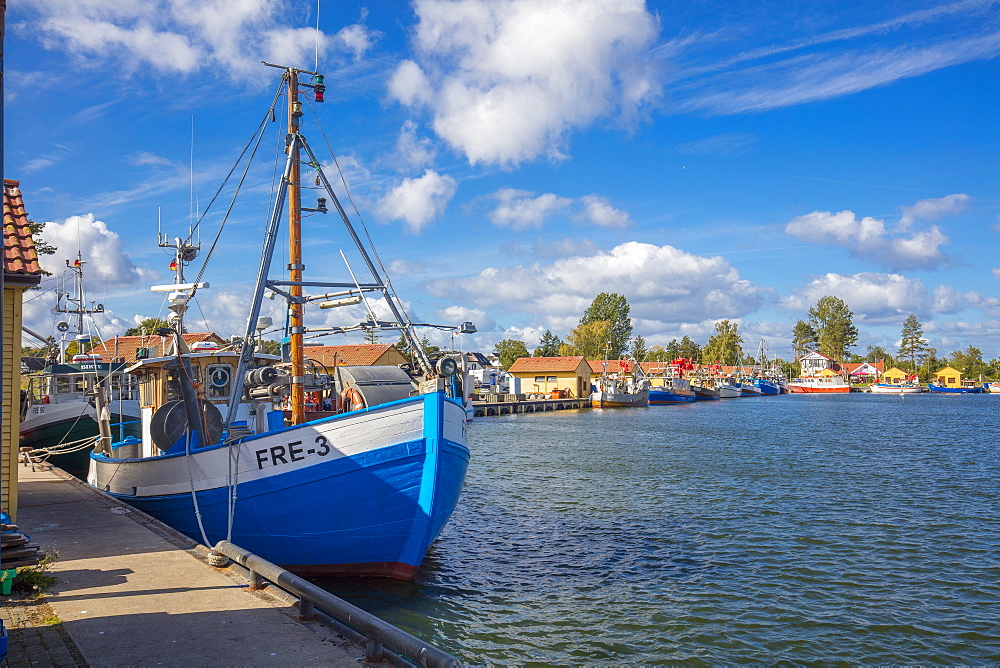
[535,376,545,382]
[547,376,557,382]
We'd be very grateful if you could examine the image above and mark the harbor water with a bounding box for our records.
[322,394,1000,664]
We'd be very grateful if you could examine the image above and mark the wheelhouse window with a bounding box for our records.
[205,363,234,400]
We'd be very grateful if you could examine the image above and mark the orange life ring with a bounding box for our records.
[341,387,365,411]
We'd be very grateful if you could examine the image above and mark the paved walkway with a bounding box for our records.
[4,463,362,666]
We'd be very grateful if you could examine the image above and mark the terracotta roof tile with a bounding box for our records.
[4,179,43,279]
[587,359,640,374]
[508,356,587,373]
[90,332,228,363]
[302,344,404,367]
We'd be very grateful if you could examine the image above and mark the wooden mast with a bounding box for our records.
[287,69,305,424]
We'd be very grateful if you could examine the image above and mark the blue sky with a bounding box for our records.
[8,0,1000,361]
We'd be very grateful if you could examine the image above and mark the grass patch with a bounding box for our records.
[12,548,60,596]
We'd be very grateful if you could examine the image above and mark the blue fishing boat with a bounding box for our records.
[927,383,983,394]
[87,64,469,579]
[647,359,697,404]
[753,378,781,395]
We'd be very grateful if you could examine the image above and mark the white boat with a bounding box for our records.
[87,64,469,579]
[716,377,742,398]
[870,382,922,394]
[20,255,141,475]
[984,382,1000,393]
[591,359,649,407]
[787,375,850,393]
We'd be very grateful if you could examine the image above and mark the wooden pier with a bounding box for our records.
[471,394,589,417]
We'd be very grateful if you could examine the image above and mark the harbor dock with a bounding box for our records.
[2,464,374,666]
[472,393,589,416]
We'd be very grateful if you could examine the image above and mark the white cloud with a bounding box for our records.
[435,305,495,333]
[899,193,970,229]
[392,120,437,172]
[37,214,150,285]
[428,240,767,331]
[577,195,632,228]
[675,29,1000,116]
[375,169,457,233]
[784,195,965,270]
[24,1,380,81]
[489,189,572,230]
[992,268,1000,281]
[389,0,661,166]
[489,189,631,230]
[781,272,996,324]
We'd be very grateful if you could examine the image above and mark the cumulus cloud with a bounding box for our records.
[781,272,996,324]
[993,268,1000,281]
[23,1,380,80]
[435,305,495,333]
[489,189,631,230]
[376,169,458,234]
[784,195,968,270]
[388,0,661,166]
[391,120,438,172]
[428,241,767,331]
[38,214,150,285]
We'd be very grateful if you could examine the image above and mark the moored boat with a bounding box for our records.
[647,358,697,404]
[716,377,742,398]
[591,370,649,407]
[870,382,922,394]
[927,383,984,394]
[86,64,470,579]
[786,375,850,393]
[984,382,1000,393]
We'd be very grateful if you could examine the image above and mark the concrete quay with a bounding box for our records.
[471,395,589,417]
[3,464,366,667]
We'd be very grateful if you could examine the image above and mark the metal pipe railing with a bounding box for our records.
[211,540,461,668]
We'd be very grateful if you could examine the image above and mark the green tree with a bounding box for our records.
[494,339,530,370]
[630,334,648,362]
[534,330,563,357]
[363,327,380,344]
[259,338,282,356]
[702,320,744,365]
[791,320,818,358]
[420,335,441,358]
[664,339,680,361]
[677,335,701,361]
[645,345,668,362]
[124,317,181,336]
[579,293,632,359]
[950,346,988,378]
[559,321,612,360]
[28,220,56,276]
[897,314,931,372]
[865,345,892,367]
[808,296,858,362]
[394,332,411,360]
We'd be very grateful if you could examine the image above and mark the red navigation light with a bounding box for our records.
[315,88,324,103]
[313,74,325,103]
[169,259,178,271]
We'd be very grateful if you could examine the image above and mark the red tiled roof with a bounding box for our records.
[587,359,636,374]
[301,344,406,367]
[90,332,228,362]
[4,179,43,280]
[843,361,884,374]
[508,356,587,373]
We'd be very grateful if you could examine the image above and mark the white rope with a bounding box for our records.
[185,424,212,549]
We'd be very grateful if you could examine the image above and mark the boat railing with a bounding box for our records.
[210,540,462,668]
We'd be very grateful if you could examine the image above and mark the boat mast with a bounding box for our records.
[53,252,105,359]
[286,69,306,425]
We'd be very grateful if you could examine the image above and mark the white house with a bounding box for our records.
[798,351,838,376]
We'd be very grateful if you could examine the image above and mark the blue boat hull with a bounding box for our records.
[927,383,983,394]
[648,388,696,404]
[97,394,470,579]
[754,380,781,395]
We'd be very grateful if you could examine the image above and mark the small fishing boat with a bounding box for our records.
[716,377,743,398]
[927,383,983,394]
[691,384,720,400]
[87,64,469,579]
[984,382,1000,393]
[20,255,141,476]
[786,375,850,393]
[753,378,781,395]
[591,357,649,407]
[870,382,922,394]
[648,358,697,404]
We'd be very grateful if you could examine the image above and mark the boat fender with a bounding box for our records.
[341,387,365,411]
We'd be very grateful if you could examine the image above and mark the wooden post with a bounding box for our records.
[287,69,305,425]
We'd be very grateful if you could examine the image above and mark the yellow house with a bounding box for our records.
[932,366,964,388]
[508,356,591,398]
[882,367,909,384]
[2,180,44,520]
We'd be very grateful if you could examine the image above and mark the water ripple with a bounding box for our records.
[324,395,1000,664]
